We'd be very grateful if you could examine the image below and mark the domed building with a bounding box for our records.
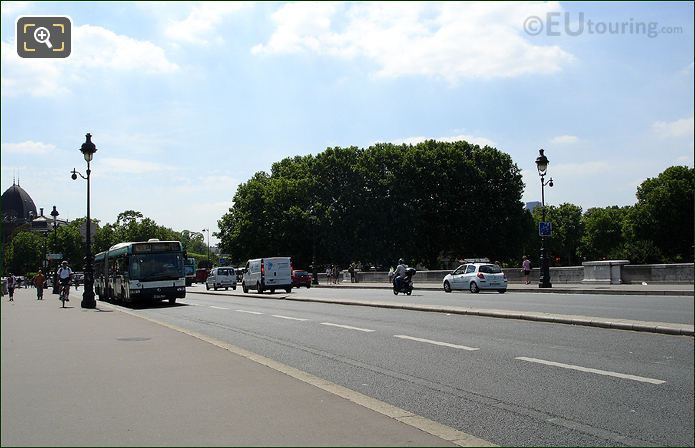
[2,181,38,241]
[1,181,67,245]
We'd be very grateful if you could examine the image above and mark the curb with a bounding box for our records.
[190,290,694,337]
[312,284,693,296]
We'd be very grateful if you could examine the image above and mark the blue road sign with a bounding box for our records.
[539,221,552,237]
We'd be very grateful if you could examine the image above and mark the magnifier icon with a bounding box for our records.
[33,26,53,49]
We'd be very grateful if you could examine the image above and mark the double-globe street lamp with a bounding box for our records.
[535,149,554,289]
[71,133,98,309]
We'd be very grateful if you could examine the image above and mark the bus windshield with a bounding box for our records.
[130,253,184,281]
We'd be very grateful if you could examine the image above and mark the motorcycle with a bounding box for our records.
[392,267,416,295]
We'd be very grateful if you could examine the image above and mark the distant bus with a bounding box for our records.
[94,239,186,304]
[184,257,197,286]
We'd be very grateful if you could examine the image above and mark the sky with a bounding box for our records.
[2,1,693,246]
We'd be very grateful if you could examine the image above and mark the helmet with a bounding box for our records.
[398,258,404,264]
[62,260,68,265]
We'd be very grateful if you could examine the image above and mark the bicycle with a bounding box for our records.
[59,282,71,307]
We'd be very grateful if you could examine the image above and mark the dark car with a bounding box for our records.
[291,270,312,288]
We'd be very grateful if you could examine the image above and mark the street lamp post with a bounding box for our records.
[50,205,60,294]
[308,206,318,285]
[535,149,554,289]
[71,133,98,309]
[202,228,210,266]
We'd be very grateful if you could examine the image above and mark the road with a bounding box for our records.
[285,286,694,324]
[119,288,693,446]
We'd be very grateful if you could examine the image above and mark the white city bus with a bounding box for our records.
[94,239,186,304]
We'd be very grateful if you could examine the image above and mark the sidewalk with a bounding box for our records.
[1,288,489,447]
[315,281,694,296]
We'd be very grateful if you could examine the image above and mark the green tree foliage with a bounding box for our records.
[94,210,181,254]
[624,166,694,262]
[217,141,527,269]
[579,206,631,261]
[532,203,583,266]
[4,229,44,274]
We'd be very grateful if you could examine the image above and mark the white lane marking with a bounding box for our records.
[320,322,375,332]
[210,306,229,310]
[515,357,666,385]
[235,309,263,315]
[188,303,203,306]
[393,335,479,351]
[272,314,309,321]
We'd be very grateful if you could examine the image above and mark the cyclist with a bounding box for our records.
[57,261,73,302]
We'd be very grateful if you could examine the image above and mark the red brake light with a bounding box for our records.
[477,272,485,279]
[261,262,264,276]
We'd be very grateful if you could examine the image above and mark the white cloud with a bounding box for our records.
[652,116,694,138]
[100,158,176,174]
[164,2,251,45]
[385,133,496,147]
[252,1,574,83]
[1,140,56,155]
[551,161,611,177]
[550,135,578,144]
[0,1,31,16]
[1,25,178,97]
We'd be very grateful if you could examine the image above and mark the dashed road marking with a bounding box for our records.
[272,314,309,321]
[515,357,665,385]
[394,335,479,351]
[210,306,229,310]
[235,309,263,315]
[320,322,375,332]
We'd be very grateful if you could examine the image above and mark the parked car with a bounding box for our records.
[206,267,236,291]
[291,270,312,288]
[442,263,507,293]
[242,257,292,294]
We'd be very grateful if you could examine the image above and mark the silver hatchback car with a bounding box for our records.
[443,263,507,293]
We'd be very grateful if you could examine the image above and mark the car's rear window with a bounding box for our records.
[218,268,233,276]
[479,264,502,274]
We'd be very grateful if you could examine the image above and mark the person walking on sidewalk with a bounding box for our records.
[33,270,46,300]
[521,256,531,285]
[7,273,16,301]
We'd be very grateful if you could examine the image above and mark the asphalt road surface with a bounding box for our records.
[118,290,693,447]
[287,286,694,324]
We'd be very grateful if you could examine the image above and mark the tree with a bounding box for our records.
[4,229,44,275]
[217,141,527,269]
[532,203,583,266]
[624,166,694,262]
[579,206,630,261]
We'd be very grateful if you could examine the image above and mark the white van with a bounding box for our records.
[242,257,292,294]
[206,267,237,291]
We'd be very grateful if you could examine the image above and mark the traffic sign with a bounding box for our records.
[539,222,552,237]
[46,253,63,260]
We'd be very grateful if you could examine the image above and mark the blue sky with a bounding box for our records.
[2,1,693,245]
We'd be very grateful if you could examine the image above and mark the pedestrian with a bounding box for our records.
[333,265,339,284]
[7,273,16,301]
[326,266,332,285]
[348,263,355,283]
[388,266,395,284]
[521,256,531,285]
[33,270,46,300]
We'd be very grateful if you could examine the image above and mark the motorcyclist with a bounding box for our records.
[393,258,407,290]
